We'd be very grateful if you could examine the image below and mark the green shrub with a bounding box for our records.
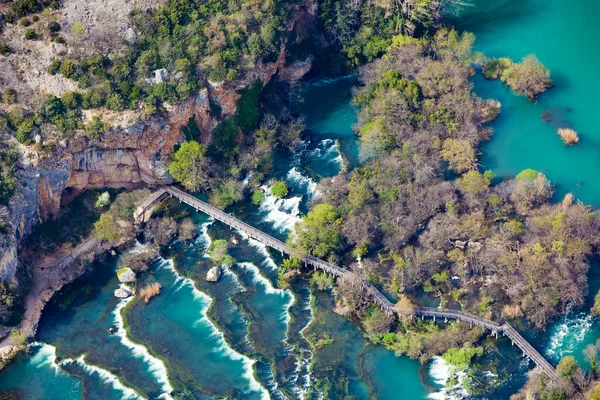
[235,80,263,134]
[24,29,37,40]
[2,88,18,104]
[251,189,265,205]
[0,43,12,56]
[48,21,61,32]
[270,181,288,199]
[47,59,62,75]
[59,59,77,79]
[20,17,31,27]
[84,116,110,139]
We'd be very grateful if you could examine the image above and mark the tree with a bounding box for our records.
[168,141,208,192]
[441,139,476,173]
[592,290,600,316]
[502,55,552,100]
[456,170,492,194]
[95,191,111,208]
[146,217,177,245]
[209,178,243,209]
[178,218,196,241]
[442,346,483,370]
[251,189,265,205]
[288,203,342,259]
[363,308,394,340]
[556,356,580,382]
[84,116,110,139]
[93,214,122,243]
[584,340,600,376]
[208,239,235,266]
[270,181,288,199]
[311,271,334,291]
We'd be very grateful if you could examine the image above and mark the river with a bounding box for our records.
[1,1,600,398]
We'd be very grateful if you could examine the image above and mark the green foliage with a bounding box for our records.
[270,181,289,199]
[20,17,32,26]
[211,118,240,158]
[11,0,42,16]
[93,213,122,243]
[95,191,111,208]
[24,29,37,40]
[209,178,243,209]
[556,356,580,382]
[168,141,208,192]
[84,116,110,139]
[48,21,61,32]
[235,81,263,134]
[2,87,18,104]
[311,271,334,291]
[457,170,492,194]
[592,290,600,316]
[208,239,235,267]
[0,281,23,325]
[441,346,483,370]
[516,169,539,182]
[251,189,265,205]
[288,203,342,259]
[481,58,513,79]
[0,43,12,56]
[441,139,476,173]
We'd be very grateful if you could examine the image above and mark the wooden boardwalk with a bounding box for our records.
[136,186,560,381]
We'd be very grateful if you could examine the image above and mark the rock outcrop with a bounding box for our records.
[206,266,222,282]
[114,287,132,298]
[117,268,136,284]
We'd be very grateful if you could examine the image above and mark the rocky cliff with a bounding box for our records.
[1,45,313,282]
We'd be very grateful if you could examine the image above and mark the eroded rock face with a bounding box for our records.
[2,15,313,282]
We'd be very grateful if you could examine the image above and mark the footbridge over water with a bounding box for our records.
[135,186,560,381]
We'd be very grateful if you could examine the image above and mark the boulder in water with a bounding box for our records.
[114,288,132,298]
[117,268,136,283]
[206,266,222,282]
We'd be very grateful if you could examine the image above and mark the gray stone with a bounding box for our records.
[196,88,209,107]
[124,27,137,44]
[154,69,169,84]
[206,266,221,282]
[114,288,132,298]
[117,267,136,283]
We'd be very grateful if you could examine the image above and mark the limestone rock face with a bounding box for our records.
[117,268,136,284]
[114,287,132,298]
[206,266,222,282]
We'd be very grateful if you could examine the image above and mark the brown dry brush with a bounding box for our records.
[558,128,579,145]
[137,282,162,304]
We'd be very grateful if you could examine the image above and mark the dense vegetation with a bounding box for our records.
[482,55,552,100]
[289,28,600,365]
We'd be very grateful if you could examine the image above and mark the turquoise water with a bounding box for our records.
[451,0,600,204]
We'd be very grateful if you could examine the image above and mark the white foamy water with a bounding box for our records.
[62,355,141,399]
[113,296,174,397]
[286,167,317,198]
[427,357,469,400]
[309,138,343,169]
[259,185,302,233]
[159,259,270,399]
[238,262,293,327]
[29,342,69,375]
[546,312,594,359]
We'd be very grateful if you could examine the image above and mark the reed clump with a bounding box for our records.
[501,304,523,319]
[557,128,579,145]
[138,282,161,304]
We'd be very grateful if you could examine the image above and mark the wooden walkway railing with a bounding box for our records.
[136,186,560,381]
